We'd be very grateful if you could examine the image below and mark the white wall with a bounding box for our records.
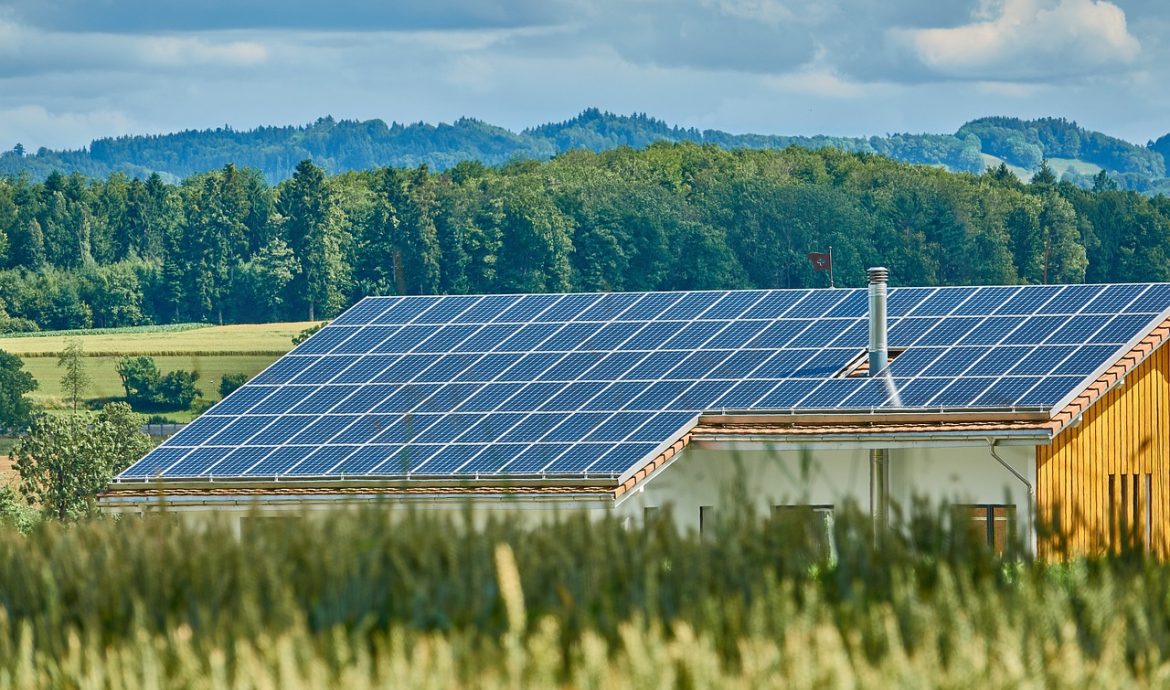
[104,441,1037,545]
[103,496,615,535]
[616,441,1036,544]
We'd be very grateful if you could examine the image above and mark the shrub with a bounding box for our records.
[154,370,199,409]
[219,372,248,398]
[114,354,201,411]
[292,321,327,345]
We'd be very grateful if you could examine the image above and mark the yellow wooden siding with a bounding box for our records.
[1037,342,1170,558]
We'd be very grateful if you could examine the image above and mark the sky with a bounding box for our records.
[0,0,1167,151]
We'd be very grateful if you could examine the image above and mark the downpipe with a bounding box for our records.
[988,439,1035,556]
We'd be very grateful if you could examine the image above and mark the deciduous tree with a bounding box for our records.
[13,403,151,521]
[0,349,37,431]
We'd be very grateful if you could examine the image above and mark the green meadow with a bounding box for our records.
[0,322,317,421]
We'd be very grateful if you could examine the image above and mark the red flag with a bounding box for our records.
[807,252,831,271]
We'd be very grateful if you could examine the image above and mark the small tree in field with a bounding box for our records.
[58,338,90,414]
[13,402,151,521]
[0,349,37,431]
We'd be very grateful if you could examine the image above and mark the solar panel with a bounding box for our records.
[500,443,572,474]
[286,445,359,476]
[209,446,275,477]
[1082,284,1147,313]
[453,295,519,323]
[333,327,399,354]
[1127,284,1170,313]
[244,446,316,476]
[415,356,480,383]
[712,379,778,409]
[995,285,1062,315]
[333,415,397,444]
[120,284,1170,485]
[1009,346,1076,376]
[459,443,530,474]
[329,444,401,476]
[886,287,934,316]
[207,415,278,445]
[159,446,231,478]
[333,355,399,383]
[912,289,972,316]
[458,413,525,443]
[954,287,1021,315]
[212,385,277,415]
[293,326,357,354]
[493,412,555,442]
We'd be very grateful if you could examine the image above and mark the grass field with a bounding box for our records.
[978,152,1032,179]
[978,153,1105,181]
[0,321,318,357]
[0,321,318,421]
[0,505,1168,687]
[1048,156,1104,177]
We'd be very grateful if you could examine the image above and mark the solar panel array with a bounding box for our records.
[118,283,1170,483]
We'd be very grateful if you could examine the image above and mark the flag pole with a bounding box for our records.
[829,245,834,288]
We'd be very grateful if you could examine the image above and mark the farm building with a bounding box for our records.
[101,271,1170,557]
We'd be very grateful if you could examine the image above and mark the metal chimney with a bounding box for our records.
[866,267,890,536]
[867,267,889,376]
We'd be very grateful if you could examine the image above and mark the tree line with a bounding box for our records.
[3,109,1169,192]
[2,143,1170,332]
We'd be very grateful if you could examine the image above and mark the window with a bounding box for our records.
[959,504,1015,554]
[699,506,715,535]
[1109,472,1153,552]
[773,505,835,559]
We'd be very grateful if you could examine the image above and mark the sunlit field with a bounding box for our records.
[0,502,1167,688]
[0,322,316,420]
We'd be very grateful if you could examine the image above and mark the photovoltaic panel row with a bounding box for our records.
[288,310,1155,369]
[119,283,1170,483]
[319,284,1168,334]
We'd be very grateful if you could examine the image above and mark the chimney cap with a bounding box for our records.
[866,267,889,284]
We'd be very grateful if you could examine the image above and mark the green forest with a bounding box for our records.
[3,109,1170,192]
[2,142,1170,333]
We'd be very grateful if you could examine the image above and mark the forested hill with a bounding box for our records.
[2,109,1168,193]
[3,144,1170,335]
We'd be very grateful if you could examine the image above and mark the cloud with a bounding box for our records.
[573,0,820,75]
[0,0,1167,153]
[0,17,272,76]
[701,0,797,26]
[893,0,1141,81]
[764,69,879,99]
[0,105,136,151]
[137,37,268,67]
[0,0,567,33]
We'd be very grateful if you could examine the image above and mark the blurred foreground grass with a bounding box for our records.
[0,501,1167,688]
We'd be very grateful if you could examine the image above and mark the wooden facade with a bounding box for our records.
[1037,341,1170,558]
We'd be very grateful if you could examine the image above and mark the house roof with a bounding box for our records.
[108,283,1170,500]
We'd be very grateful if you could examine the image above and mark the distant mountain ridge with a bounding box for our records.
[2,108,1168,193]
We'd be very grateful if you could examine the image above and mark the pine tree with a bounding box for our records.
[279,160,350,320]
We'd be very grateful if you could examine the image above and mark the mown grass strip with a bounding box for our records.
[0,323,209,338]
[0,321,316,357]
[15,350,290,358]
